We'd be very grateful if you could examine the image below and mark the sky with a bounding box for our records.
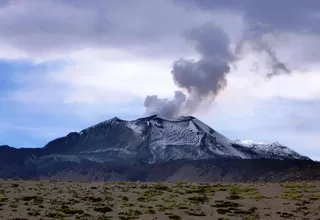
[0,0,320,160]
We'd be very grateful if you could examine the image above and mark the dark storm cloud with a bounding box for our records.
[175,0,320,34]
[0,0,147,53]
[0,0,207,57]
[0,0,9,7]
[1,0,319,64]
[144,22,234,118]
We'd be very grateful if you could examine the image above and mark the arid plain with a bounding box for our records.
[0,180,320,220]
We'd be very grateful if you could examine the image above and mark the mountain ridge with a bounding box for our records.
[42,115,312,162]
[0,115,311,164]
[0,115,318,181]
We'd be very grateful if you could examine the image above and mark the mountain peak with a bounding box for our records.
[134,114,195,122]
[5,116,310,165]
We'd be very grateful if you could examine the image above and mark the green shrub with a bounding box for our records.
[93,206,113,213]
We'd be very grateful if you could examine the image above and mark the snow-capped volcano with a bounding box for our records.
[0,115,314,181]
[40,115,310,163]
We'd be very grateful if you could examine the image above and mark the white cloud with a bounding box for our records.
[50,51,177,101]
[5,48,177,103]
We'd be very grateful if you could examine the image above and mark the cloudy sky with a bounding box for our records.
[0,0,319,160]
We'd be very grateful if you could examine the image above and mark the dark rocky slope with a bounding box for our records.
[1,158,319,182]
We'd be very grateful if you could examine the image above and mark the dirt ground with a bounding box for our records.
[0,180,320,220]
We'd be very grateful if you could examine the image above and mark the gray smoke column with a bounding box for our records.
[144,22,234,118]
[144,91,186,119]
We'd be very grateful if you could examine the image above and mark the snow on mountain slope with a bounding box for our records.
[40,115,310,163]
[232,140,310,160]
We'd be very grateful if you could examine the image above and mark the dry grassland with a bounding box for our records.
[0,180,320,219]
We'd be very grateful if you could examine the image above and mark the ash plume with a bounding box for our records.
[144,22,234,118]
[144,91,186,119]
[236,32,291,78]
[260,43,291,78]
[251,38,291,78]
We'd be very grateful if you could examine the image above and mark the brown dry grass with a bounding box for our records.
[0,180,320,219]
